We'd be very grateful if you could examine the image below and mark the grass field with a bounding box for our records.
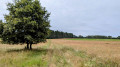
[0,39,120,67]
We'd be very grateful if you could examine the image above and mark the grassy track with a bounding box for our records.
[66,38,120,41]
[0,40,119,67]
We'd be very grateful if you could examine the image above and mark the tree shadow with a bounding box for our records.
[6,46,74,57]
[6,48,54,57]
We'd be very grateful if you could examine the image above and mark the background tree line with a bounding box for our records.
[82,35,120,39]
[47,30,120,39]
[47,30,77,39]
[78,35,120,39]
[85,35,112,39]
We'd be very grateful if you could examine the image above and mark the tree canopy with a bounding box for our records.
[1,0,50,49]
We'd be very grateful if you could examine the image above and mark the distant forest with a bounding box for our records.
[48,30,120,39]
[48,30,77,39]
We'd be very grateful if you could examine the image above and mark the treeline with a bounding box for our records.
[48,30,120,39]
[84,35,113,39]
[78,35,120,39]
[48,30,77,39]
[77,35,120,39]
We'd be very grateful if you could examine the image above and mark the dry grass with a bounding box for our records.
[0,39,120,67]
[51,39,120,63]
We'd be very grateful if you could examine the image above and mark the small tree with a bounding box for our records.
[2,0,50,49]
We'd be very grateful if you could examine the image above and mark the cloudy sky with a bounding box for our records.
[0,0,120,37]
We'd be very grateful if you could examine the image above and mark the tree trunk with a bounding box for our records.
[30,43,32,50]
[26,43,29,49]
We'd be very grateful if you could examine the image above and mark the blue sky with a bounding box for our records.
[0,0,120,37]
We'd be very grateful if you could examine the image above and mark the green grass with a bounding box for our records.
[66,38,120,41]
[0,41,50,67]
[0,49,48,67]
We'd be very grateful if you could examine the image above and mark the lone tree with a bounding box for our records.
[1,0,50,49]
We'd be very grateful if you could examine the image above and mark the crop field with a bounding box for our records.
[0,39,120,67]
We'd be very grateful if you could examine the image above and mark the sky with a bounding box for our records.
[0,0,120,37]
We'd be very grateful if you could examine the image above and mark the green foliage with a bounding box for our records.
[117,36,120,39]
[2,0,50,45]
[48,30,77,39]
[86,35,112,39]
[0,20,3,37]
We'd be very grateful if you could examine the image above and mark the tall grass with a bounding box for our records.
[0,40,119,67]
